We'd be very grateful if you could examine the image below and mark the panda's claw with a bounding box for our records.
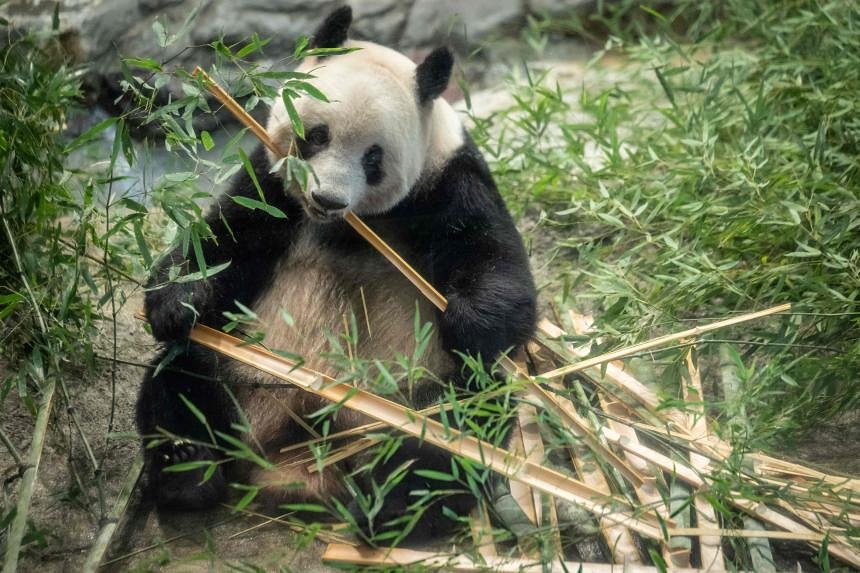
[169,441,200,463]
[150,443,227,510]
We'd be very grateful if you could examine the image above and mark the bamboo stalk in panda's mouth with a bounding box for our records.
[192,67,449,313]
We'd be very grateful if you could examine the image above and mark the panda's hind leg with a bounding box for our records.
[346,437,480,545]
[136,347,236,510]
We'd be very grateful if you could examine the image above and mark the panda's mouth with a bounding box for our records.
[302,197,344,222]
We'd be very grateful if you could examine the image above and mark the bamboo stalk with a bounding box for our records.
[321,543,724,572]
[159,319,665,540]
[667,480,692,567]
[193,67,281,156]
[1,206,57,573]
[2,381,55,573]
[539,304,791,381]
[668,528,824,541]
[81,454,144,572]
[719,345,776,573]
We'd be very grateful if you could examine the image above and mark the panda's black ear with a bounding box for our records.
[416,47,454,105]
[311,5,353,49]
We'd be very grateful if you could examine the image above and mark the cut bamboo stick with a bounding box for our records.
[321,543,724,572]
[81,454,144,572]
[167,320,665,540]
[539,304,791,381]
[2,380,55,573]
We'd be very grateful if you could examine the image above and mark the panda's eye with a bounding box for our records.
[306,125,330,146]
[297,125,330,158]
[362,144,384,186]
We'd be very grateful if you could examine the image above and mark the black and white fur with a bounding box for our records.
[137,6,536,542]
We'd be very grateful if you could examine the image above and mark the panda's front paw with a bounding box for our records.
[154,442,227,510]
[145,289,197,342]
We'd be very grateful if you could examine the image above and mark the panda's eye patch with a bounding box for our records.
[297,125,330,158]
[362,144,384,186]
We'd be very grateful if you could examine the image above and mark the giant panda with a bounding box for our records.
[136,5,536,542]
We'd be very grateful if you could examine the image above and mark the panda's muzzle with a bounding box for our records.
[310,191,348,212]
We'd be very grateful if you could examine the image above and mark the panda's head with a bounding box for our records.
[266,6,464,221]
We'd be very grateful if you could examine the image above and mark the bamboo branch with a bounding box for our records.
[0,426,23,469]
[1,205,57,573]
[81,454,144,572]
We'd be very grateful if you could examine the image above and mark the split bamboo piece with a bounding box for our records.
[170,320,665,540]
[525,341,638,562]
[192,67,449,313]
[321,543,725,572]
[513,405,542,527]
[469,501,498,560]
[566,422,641,563]
[683,349,726,571]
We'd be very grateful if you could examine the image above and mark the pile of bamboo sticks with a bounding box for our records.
[177,306,859,571]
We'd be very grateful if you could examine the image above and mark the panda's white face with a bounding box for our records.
[266,40,464,220]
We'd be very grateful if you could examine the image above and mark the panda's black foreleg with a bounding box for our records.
[136,346,237,510]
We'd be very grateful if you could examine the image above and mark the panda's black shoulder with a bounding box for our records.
[389,132,508,223]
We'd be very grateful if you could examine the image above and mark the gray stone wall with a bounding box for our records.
[2,0,591,74]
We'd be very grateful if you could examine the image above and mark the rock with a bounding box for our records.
[527,0,592,16]
[189,0,339,53]
[351,0,412,45]
[401,0,523,47]
[138,0,185,12]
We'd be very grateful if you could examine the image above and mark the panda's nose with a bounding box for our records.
[310,191,348,211]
